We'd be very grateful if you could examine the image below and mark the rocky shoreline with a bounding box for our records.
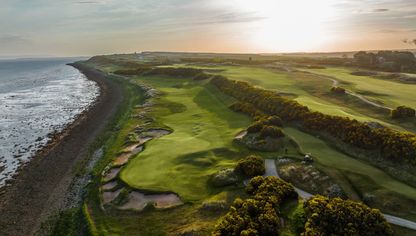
[0,63,125,236]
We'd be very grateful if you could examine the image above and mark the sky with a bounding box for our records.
[0,0,416,57]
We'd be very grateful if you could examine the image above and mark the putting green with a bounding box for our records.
[120,76,250,201]
[283,127,416,201]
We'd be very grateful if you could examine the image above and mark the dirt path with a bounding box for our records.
[265,159,416,231]
[0,63,124,236]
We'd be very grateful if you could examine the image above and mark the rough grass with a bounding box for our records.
[87,57,416,234]
[283,127,416,202]
[120,76,251,201]
[171,64,408,130]
[303,67,416,109]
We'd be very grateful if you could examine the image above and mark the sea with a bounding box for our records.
[0,58,99,187]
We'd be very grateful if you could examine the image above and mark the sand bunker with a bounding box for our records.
[113,153,130,166]
[103,167,120,182]
[118,191,183,211]
[138,136,153,145]
[102,181,118,191]
[113,145,144,166]
[235,130,247,139]
[145,129,171,138]
[122,143,143,153]
[102,188,122,204]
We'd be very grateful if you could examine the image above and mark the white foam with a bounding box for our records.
[0,63,99,187]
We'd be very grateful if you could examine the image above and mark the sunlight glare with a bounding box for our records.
[235,0,337,52]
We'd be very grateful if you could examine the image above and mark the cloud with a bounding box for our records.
[0,35,30,45]
[373,8,389,12]
[196,12,265,25]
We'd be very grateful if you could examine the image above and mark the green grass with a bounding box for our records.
[120,76,251,201]
[86,57,416,234]
[303,67,416,109]
[283,127,416,201]
[170,64,407,130]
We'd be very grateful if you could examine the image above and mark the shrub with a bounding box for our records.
[146,67,203,77]
[193,72,211,80]
[302,195,393,236]
[235,155,265,178]
[229,102,265,118]
[213,177,297,236]
[391,106,415,119]
[266,116,283,127]
[330,86,346,94]
[246,176,298,206]
[210,76,416,165]
[259,126,285,138]
[247,121,264,133]
[247,116,283,134]
[114,67,150,75]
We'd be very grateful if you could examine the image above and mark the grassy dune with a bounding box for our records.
[120,76,251,201]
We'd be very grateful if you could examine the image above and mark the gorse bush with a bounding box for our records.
[246,176,298,206]
[391,105,415,119]
[211,75,416,165]
[247,121,264,134]
[114,66,212,81]
[235,155,265,178]
[265,116,283,127]
[330,86,346,94]
[213,176,297,236]
[302,195,393,236]
[259,125,284,139]
[246,116,283,134]
[230,102,265,118]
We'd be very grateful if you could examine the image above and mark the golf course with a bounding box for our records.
[75,52,416,235]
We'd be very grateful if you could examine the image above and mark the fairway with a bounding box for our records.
[283,127,416,201]
[176,64,405,129]
[120,76,251,201]
[303,67,416,108]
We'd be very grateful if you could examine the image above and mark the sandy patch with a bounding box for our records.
[119,191,182,211]
[103,167,120,182]
[235,130,247,139]
[145,129,171,138]
[113,153,130,166]
[102,181,118,191]
[102,188,122,204]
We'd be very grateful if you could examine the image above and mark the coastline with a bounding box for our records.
[0,62,124,236]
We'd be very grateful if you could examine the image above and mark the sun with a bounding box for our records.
[234,0,337,52]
